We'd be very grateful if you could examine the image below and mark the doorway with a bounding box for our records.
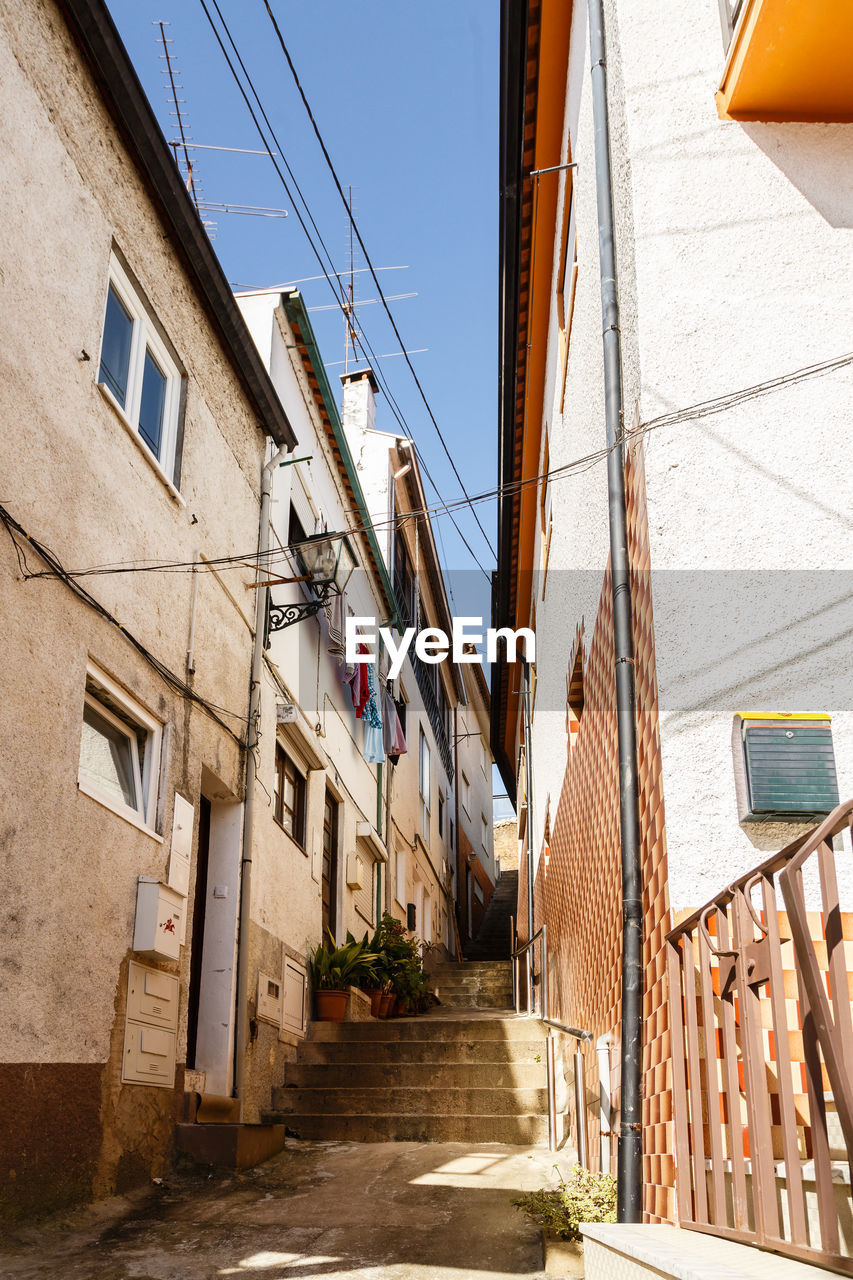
[322,789,339,941]
[186,795,211,1070]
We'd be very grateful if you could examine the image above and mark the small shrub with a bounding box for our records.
[512,1165,617,1241]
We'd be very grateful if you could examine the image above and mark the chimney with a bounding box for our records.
[341,368,379,457]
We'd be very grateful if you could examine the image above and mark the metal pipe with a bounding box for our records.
[547,1032,557,1152]
[575,1048,589,1169]
[523,661,535,1014]
[510,914,516,1009]
[597,1033,614,1175]
[588,0,644,1223]
[233,443,292,1105]
[541,922,549,1021]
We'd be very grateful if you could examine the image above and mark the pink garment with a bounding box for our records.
[383,689,407,757]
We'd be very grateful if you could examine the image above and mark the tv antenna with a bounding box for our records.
[155,22,216,237]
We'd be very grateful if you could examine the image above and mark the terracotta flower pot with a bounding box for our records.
[366,989,383,1018]
[393,996,407,1017]
[379,993,394,1019]
[315,989,348,1022]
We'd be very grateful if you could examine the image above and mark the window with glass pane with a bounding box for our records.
[80,701,139,810]
[78,673,159,828]
[99,286,133,407]
[274,745,305,846]
[98,257,183,484]
[138,348,167,458]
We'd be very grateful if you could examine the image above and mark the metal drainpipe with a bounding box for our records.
[587,0,644,1222]
[523,660,535,1013]
[597,1033,614,1174]
[233,442,292,1105]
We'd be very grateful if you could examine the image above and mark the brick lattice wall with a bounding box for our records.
[519,441,675,1222]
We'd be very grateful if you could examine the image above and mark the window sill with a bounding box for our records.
[97,381,186,508]
[78,777,164,842]
[273,816,308,856]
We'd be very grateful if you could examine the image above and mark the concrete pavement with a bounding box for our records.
[0,1140,567,1279]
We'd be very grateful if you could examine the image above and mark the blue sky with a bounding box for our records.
[105,0,499,602]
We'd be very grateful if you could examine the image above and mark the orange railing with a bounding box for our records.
[667,800,853,1273]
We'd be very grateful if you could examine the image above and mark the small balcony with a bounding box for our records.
[716,0,853,122]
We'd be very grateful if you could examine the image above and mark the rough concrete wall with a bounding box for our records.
[494,819,519,872]
[0,0,266,1216]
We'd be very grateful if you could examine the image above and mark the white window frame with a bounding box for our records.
[419,728,431,836]
[395,848,408,909]
[78,664,163,837]
[97,254,183,491]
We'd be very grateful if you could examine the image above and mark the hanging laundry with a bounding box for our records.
[361,661,385,762]
[382,688,407,763]
[325,589,347,666]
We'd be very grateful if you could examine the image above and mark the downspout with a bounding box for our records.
[233,441,292,1105]
[587,0,644,1222]
[596,1032,614,1175]
[522,659,535,1012]
[454,703,463,952]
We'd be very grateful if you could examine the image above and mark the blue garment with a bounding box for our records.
[363,721,385,765]
[362,663,382,729]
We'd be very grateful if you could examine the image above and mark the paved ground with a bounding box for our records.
[0,1141,567,1280]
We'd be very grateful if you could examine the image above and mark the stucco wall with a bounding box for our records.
[528,0,853,914]
[0,0,267,1214]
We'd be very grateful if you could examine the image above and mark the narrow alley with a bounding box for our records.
[0,1139,561,1280]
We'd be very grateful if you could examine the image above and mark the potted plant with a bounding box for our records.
[308,932,379,1021]
[512,1165,616,1277]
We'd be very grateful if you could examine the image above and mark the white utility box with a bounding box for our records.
[257,971,282,1025]
[346,853,365,890]
[122,961,179,1089]
[133,878,184,961]
[167,793,194,897]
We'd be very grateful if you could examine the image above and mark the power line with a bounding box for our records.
[196,0,495,582]
[27,344,852,582]
[260,0,497,564]
[0,504,249,741]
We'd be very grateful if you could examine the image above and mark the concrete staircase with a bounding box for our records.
[429,959,514,1008]
[465,869,518,960]
[264,956,548,1145]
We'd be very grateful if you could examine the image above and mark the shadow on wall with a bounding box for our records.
[741,123,853,229]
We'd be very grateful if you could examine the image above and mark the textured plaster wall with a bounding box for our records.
[615,0,853,909]
[0,0,269,1212]
[529,0,853,912]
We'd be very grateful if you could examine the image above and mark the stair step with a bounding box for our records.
[435,993,507,1003]
[307,1016,541,1042]
[272,1086,548,1115]
[262,1112,549,1144]
[282,1061,547,1089]
[298,1039,547,1065]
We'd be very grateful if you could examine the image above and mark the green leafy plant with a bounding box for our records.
[368,913,432,1012]
[308,931,379,992]
[512,1165,617,1241]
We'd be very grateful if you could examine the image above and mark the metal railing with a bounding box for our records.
[667,800,853,1274]
[511,919,593,1157]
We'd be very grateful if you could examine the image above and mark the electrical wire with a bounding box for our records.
[17,349,853,583]
[0,503,249,743]
[260,0,498,564]
[196,0,494,582]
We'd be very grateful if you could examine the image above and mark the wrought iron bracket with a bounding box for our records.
[264,583,335,645]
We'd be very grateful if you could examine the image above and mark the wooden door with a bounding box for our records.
[322,791,339,941]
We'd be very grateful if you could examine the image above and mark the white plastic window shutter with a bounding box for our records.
[282,961,307,1034]
[79,665,162,830]
[98,255,183,485]
[353,850,376,925]
[395,848,407,907]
